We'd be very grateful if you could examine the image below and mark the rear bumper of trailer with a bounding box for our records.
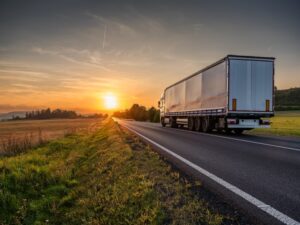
[228,124,270,129]
[227,118,271,129]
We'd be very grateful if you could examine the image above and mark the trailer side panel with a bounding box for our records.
[185,73,202,110]
[201,61,227,110]
[165,80,185,113]
[165,61,227,113]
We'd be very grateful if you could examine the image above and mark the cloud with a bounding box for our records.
[126,7,165,33]
[85,11,137,37]
[31,47,59,55]
[102,24,107,49]
[0,104,42,113]
[0,68,48,78]
[12,83,36,89]
[32,46,113,72]
[192,23,204,31]
[0,47,8,52]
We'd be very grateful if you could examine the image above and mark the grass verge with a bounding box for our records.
[248,111,300,137]
[0,119,253,225]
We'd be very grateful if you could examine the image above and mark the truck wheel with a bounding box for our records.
[170,117,178,128]
[225,128,232,134]
[217,128,223,133]
[195,117,201,131]
[234,129,244,135]
[188,117,195,131]
[161,117,166,127]
[202,117,211,133]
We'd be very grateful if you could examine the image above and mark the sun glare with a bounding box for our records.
[103,93,118,109]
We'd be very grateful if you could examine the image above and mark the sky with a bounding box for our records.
[0,0,299,113]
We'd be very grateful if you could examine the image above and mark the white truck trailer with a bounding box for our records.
[158,55,275,134]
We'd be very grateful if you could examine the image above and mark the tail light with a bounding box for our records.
[232,98,237,111]
[227,118,237,124]
[266,100,270,112]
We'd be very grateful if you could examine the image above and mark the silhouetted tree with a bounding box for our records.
[113,104,160,122]
[19,108,107,120]
[275,87,300,110]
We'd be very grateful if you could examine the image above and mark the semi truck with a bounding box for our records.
[158,55,275,134]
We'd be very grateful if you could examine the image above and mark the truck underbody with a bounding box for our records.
[161,113,272,134]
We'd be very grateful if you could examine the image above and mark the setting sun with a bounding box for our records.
[103,93,118,109]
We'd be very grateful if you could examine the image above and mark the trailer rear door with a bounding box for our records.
[228,58,274,112]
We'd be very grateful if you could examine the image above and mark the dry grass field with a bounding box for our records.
[0,118,102,156]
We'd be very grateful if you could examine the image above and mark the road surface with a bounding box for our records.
[116,119,300,225]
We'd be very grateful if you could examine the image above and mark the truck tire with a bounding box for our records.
[170,117,178,128]
[188,117,195,131]
[161,117,166,127]
[234,129,244,135]
[225,128,232,134]
[202,117,211,133]
[195,117,201,131]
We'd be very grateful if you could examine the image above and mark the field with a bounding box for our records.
[0,119,254,225]
[0,118,102,155]
[248,111,300,136]
[0,118,102,141]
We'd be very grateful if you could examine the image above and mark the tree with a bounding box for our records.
[113,104,160,122]
[148,107,157,122]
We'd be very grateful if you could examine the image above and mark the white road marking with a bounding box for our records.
[119,122,300,225]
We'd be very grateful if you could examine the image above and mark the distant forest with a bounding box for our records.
[11,108,107,120]
[275,87,300,110]
[113,104,160,122]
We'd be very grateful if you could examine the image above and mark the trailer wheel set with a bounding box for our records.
[163,116,245,134]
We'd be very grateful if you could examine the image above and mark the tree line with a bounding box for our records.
[11,108,108,120]
[275,87,300,110]
[113,104,160,122]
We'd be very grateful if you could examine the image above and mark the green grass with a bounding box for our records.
[0,119,249,225]
[248,111,300,136]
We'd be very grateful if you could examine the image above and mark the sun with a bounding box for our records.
[103,93,118,109]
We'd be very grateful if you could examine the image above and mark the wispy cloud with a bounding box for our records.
[192,23,204,31]
[0,47,9,52]
[31,47,59,55]
[32,47,113,72]
[102,24,107,49]
[85,11,137,38]
[0,68,48,78]
[126,7,165,33]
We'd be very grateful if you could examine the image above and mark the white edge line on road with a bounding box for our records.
[120,122,300,225]
[170,127,300,152]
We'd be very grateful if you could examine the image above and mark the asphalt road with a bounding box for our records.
[116,119,300,225]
